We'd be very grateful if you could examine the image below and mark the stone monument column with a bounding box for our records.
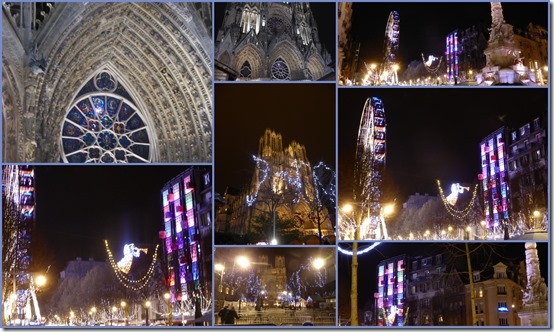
[517,242,548,326]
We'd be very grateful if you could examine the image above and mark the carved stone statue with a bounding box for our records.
[522,242,548,306]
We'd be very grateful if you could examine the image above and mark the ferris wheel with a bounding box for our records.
[381,11,400,85]
[353,97,387,239]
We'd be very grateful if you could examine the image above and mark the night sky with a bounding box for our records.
[349,2,549,69]
[214,2,336,61]
[214,246,336,282]
[214,83,336,195]
[337,242,549,311]
[338,87,548,204]
[32,165,202,272]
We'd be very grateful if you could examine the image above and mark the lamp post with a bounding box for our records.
[111,306,117,326]
[121,301,127,326]
[532,210,541,230]
[90,306,96,326]
[144,301,151,326]
[311,257,325,321]
[235,256,251,314]
[164,293,172,326]
[215,263,225,293]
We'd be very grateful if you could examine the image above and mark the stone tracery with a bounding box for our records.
[2,2,212,162]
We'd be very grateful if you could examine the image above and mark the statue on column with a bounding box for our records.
[522,242,548,306]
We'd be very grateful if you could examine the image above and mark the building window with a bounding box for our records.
[497,285,506,294]
[271,57,290,80]
[412,261,418,270]
[411,273,417,281]
[421,257,430,266]
[499,318,508,326]
[473,272,480,282]
[533,117,540,131]
[435,254,442,264]
[511,131,517,141]
[204,172,211,186]
[239,61,252,78]
[61,71,151,163]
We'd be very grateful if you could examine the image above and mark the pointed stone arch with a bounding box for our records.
[6,2,212,162]
[233,43,265,79]
[268,40,305,80]
[306,53,326,80]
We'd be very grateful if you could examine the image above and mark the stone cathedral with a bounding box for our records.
[2,2,212,163]
[214,2,334,81]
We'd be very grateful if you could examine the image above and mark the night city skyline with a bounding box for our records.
[348,2,548,70]
[337,241,549,322]
[214,83,335,195]
[338,87,548,204]
[29,165,206,273]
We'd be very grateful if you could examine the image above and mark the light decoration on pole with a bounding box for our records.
[337,242,381,256]
[437,180,478,219]
[105,240,159,291]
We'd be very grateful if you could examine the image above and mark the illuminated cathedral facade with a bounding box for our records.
[2,2,212,163]
[214,2,334,81]
[216,129,335,244]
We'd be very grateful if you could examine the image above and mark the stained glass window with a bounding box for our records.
[271,57,290,80]
[61,71,151,163]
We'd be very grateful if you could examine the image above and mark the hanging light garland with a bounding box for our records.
[337,242,381,256]
[105,240,159,291]
[437,180,479,220]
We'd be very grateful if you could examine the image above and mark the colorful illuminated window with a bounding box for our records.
[61,71,151,163]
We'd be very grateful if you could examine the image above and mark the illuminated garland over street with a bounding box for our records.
[105,240,159,291]
[437,180,478,220]
[337,242,381,256]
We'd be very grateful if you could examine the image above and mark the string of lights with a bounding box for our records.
[104,240,159,291]
[337,242,381,256]
[437,180,479,220]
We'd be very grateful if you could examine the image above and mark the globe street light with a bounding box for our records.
[144,301,151,326]
[234,256,251,313]
[532,210,541,229]
[215,263,225,293]
[311,258,325,321]
[111,306,117,326]
[90,306,97,326]
[121,301,127,326]
[164,293,172,326]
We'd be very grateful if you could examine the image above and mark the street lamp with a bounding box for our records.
[111,306,117,326]
[480,220,487,239]
[235,256,250,313]
[69,310,74,326]
[121,301,127,326]
[90,306,96,326]
[144,301,151,326]
[215,263,225,292]
[164,293,172,326]
[311,258,325,321]
[532,210,541,229]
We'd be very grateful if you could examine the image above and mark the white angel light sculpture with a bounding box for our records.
[116,243,148,274]
[446,183,470,206]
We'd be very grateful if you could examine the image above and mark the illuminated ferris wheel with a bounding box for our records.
[353,97,387,239]
[381,11,400,85]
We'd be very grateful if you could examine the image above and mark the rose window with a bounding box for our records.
[61,72,151,163]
